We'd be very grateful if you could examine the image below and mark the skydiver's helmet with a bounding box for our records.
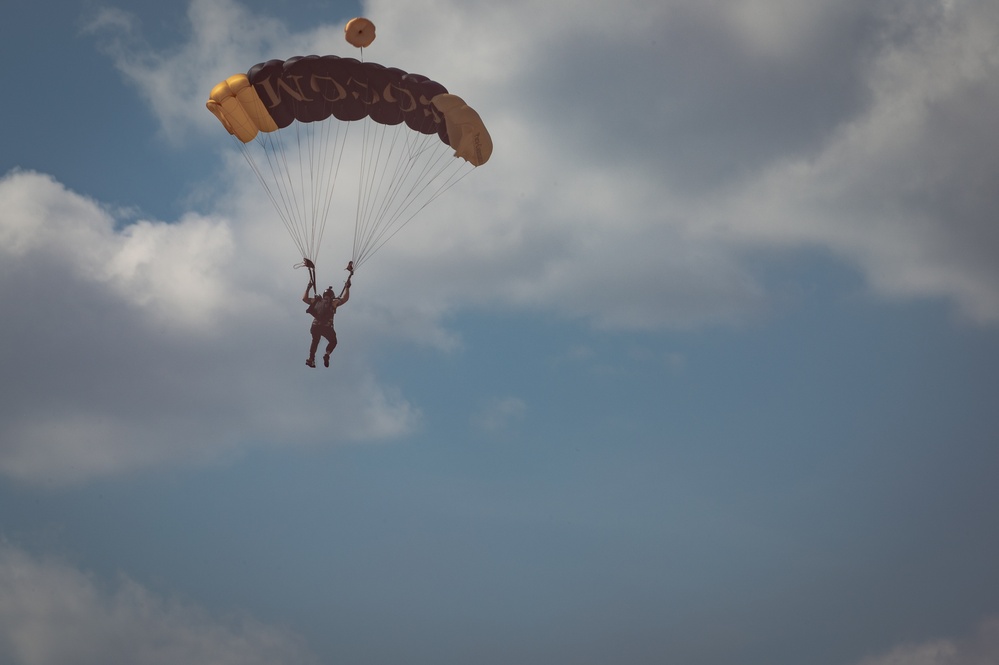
[323,286,335,299]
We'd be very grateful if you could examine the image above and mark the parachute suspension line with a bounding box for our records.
[235,137,309,262]
[352,119,397,267]
[296,120,319,263]
[301,119,329,263]
[259,130,310,259]
[351,125,471,267]
[309,111,351,269]
[350,121,475,268]
[354,126,428,260]
[358,157,472,268]
[235,113,352,269]
[299,105,352,268]
[287,124,310,258]
[305,117,325,259]
[352,117,394,265]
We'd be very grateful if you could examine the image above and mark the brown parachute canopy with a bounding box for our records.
[207,56,491,166]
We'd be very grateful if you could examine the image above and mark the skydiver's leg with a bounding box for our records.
[323,328,337,367]
[308,325,322,367]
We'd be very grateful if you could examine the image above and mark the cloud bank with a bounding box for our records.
[88,0,999,326]
[0,169,419,487]
[0,542,318,665]
[4,0,999,486]
[2,540,996,665]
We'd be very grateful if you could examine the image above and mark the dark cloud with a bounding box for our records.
[523,1,895,190]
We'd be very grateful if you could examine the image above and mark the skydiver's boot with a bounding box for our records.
[306,357,316,368]
[323,354,330,367]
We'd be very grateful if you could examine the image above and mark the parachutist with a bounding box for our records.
[206,57,491,271]
[303,276,350,368]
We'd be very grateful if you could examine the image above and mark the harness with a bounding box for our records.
[309,297,336,326]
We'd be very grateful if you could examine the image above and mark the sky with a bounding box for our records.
[1,0,999,663]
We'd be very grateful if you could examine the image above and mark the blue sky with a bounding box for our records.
[2,1,999,664]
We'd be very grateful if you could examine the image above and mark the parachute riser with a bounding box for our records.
[298,258,352,298]
[341,260,354,297]
[298,258,318,297]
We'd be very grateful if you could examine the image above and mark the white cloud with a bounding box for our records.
[853,617,999,665]
[79,0,777,332]
[0,169,420,487]
[83,0,999,329]
[0,170,235,332]
[85,0,295,144]
[0,542,319,665]
[9,0,998,485]
[711,0,999,322]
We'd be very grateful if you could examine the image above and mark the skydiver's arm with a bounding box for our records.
[302,283,314,305]
[337,278,351,306]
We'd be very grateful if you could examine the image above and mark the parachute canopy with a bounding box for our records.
[205,37,492,272]
[206,56,491,166]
